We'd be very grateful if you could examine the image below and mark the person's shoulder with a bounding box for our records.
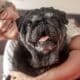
[69,35,80,50]
[66,19,80,43]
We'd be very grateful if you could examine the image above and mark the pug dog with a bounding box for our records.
[3,7,69,80]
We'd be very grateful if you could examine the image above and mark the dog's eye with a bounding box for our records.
[50,36,58,44]
[49,34,58,41]
[32,20,41,27]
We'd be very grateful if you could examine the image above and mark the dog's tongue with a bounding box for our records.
[39,36,49,42]
[38,36,55,54]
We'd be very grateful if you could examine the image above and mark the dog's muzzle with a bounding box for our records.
[27,25,58,54]
[35,36,57,54]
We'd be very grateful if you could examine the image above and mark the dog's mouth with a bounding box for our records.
[35,36,57,54]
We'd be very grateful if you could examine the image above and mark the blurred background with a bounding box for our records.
[8,0,80,14]
[0,0,80,79]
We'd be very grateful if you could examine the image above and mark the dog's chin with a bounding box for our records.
[43,45,56,54]
[35,44,56,54]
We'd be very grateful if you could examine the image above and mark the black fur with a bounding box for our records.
[12,7,69,76]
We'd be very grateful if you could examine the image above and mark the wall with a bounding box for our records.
[8,0,80,14]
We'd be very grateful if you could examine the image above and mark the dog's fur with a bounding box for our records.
[3,7,69,80]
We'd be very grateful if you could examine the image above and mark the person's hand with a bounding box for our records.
[10,71,35,80]
[0,5,19,40]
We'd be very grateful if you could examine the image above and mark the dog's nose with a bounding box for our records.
[39,36,49,42]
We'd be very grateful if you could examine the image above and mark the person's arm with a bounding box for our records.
[35,51,80,80]
[35,36,80,80]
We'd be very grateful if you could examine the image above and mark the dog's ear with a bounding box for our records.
[55,10,68,24]
[16,17,23,31]
[16,10,32,31]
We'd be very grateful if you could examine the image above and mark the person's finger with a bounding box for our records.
[10,71,34,80]
[10,71,26,80]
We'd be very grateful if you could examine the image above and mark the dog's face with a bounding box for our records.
[16,7,68,68]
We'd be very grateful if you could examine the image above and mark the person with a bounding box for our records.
[0,1,19,40]
[0,1,80,80]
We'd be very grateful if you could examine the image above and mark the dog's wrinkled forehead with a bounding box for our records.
[23,7,67,23]
[29,8,55,22]
[22,8,54,24]
[16,7,68,30]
